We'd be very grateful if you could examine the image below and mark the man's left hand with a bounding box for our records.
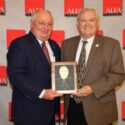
[73,85,93,97]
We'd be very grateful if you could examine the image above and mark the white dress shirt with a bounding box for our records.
[75,36,95,64]
[71,36,95,98]
[37,39,55,62]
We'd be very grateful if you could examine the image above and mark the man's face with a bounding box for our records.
[30,11,53,41]
[77,10,99,39]
[59,66,69,80]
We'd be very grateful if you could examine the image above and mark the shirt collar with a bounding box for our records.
[37,38,48,45]
[81,35,95,42]
[80,35,95,45]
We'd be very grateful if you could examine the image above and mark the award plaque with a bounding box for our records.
[51,62,77,94]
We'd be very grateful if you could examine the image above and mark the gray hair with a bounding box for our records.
[77,8,99,22]
[31,9,53,22]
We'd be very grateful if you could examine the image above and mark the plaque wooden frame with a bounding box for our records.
[51,62,77,94]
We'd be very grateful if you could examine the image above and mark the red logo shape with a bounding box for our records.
[6,29,26,48]
[103,0,122,16]
[51,30,64,46]
[0,0,5,15]
[25,0,44,16]
[64,0,83,16]
[0,66,7,86]
[122,101,125,120]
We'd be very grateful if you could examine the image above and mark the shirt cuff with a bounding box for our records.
[39,89,45,99]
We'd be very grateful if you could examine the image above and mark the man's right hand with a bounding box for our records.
[42,89,63,100]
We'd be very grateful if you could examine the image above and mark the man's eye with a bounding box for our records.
[90,19,95,21]
[39,22,45,25]
[48,23,53,26]
[81,19,86,22]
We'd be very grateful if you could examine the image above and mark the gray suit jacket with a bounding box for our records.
[61,34,125,125]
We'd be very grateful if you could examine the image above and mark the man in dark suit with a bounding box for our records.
[7,9,62,125]
[61,8,125,125]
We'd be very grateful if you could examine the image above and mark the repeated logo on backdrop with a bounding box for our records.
[103,0,122,16]
[64,0,83,16]
[25,0,44,16]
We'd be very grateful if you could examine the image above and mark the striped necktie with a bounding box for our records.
[41,41,51,64]
[74,41,88,103]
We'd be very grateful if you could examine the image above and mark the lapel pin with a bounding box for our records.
[95,44,99,47]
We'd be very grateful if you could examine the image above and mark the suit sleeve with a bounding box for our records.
[7,40,42,101]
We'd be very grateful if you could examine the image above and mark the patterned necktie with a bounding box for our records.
[41,41,51,64]
[74,41,88,103]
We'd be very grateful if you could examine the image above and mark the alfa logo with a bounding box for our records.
[103,0,122,16]
[64,0,83,16]
[25,0,44,16]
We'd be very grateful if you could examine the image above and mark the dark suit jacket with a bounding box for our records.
[61,34,125,125]
[7,31,61,125]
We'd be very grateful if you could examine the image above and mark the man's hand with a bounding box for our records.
[42,89,63,100]
[73,85,93,97]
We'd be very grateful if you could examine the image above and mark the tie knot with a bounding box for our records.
[42,41,45,45]
[82,41,88,45]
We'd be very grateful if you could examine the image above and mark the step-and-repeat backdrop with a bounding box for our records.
[0,0,125,125]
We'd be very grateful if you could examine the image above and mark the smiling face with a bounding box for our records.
[77,9,100,39]
[30,9,53,41]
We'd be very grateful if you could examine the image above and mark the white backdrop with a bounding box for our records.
[0,0,125,125]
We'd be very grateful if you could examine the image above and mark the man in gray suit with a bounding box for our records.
[61,8,125,125]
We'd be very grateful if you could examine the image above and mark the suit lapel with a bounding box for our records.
[72,36,81,61]
[84,35,102,77]
[48,40,57,60]
[73,36,80,60]
[27,32,50,67]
